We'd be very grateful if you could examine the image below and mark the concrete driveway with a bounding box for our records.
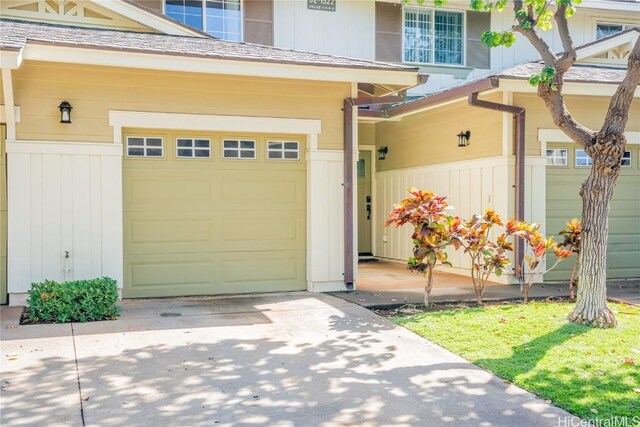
[1,293,574,426]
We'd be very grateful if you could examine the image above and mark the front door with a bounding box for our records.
[357,150,372,255]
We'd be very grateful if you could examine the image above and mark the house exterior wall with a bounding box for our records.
[374,92,505,172]
[268,0,639,94]
[5,61,352,303]
[373,91,640,282]
[514,93,640,156]
[13,62,350,151]
[373,154,547,283]
[274,0,376,59]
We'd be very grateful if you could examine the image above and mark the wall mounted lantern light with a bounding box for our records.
[377,146,388,160]
[457,130,471,148]
[59,100,73,124]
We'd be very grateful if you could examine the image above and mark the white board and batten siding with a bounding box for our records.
[374,156,546,282]
[6,141,123,303]
[273,0,375,60]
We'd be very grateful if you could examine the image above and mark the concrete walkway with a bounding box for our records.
[331,260,640,308]
[1,293,574,427]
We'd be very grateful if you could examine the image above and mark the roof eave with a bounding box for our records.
[19,43,420,86]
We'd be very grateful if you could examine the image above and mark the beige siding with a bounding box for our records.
[514,93,640,155]
[13,62,351,150]
[123,129,306,297]
[374,92,504,172]
[358,122,376,147]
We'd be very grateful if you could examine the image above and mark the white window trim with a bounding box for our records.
[545,148,569,167]
[401,6,466,67]
[165,0,244,42]
[221,138,257,160]
[125,135,164,158]
[592,19,637,40]
[175,137,212,159]
[266,140,301,161]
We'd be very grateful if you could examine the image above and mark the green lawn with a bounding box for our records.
[393,302,640,422]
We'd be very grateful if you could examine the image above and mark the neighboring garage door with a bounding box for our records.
[1,125,6,304]
[545,143,640,281]
[123,129,306,298]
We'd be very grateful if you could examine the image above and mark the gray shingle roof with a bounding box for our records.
[497,62,628,84]
[0,19,416,72]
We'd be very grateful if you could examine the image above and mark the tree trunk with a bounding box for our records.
[423,267,433,306]
[568,134,624,328]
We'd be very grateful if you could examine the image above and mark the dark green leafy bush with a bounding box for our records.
[27,277,120,323]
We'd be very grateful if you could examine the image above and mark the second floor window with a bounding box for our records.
[596,22,632,39]
[166,0,242,41]
[404,7,463,65]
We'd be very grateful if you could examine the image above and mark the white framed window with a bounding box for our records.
[126,136,163,158]
[403,7,464,65]
[222,139,256,159]
[176,138,211,158]
[621,150,632,167]
[267,141,300,161]
[596,22,633,39]
[575,149,593,167]
[165,0,242,41]
[546,148,568,166]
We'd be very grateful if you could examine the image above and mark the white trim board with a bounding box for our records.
[538,128,640,153]
[0,106,21,124]
[23,44,419,86]
[109,110,322,149]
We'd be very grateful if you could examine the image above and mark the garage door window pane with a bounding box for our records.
[127,136,164,158]
[575,149,592,167]
[621,150,632,167]
[268,141,299,161]
[223,139,256,159]
[546,148,567,166]
[176,138,211,158]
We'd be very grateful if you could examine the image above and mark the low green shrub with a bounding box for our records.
[27,277,120,323]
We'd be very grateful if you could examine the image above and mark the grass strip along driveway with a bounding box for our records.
[393,302,640,423]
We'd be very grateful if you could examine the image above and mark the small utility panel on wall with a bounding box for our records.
[307,0,336,12]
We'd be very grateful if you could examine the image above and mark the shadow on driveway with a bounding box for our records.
[1,293,574,426]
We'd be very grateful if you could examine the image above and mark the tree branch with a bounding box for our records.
[601,37,640,135]
[554,3,577,73]
[512,0,557,66]
[538,84,596,147]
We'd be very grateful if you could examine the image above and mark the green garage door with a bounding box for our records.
[123,129,306,298]
[545,143,640,281]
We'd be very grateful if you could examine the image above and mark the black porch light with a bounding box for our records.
[457,130,471,148]
[59,100,72,124]
[377,146,388,160]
